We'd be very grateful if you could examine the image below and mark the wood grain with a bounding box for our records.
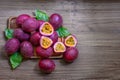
[0,0,120,80]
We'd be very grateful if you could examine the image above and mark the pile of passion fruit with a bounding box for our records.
[4,10,79,73]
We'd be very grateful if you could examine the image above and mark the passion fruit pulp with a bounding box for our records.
[53,42,66,53]
[65,35,77,47]
[40,36,53,49]
[39,22,54,36]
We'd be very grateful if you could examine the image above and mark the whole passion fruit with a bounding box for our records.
[36,46,53,58]
[30,32,41,46]
[40,36,53,49]
[64,35,77,47]
[16,14,31,27]
[13,28,30,41]
[39,22,54,36]
[13,28,24,39]
[20,41,34,58]
[63,47,78,63]
[5,38,20,55]
[53,42,66,53]
[49,13,63,30]
[50,31,58,44]
[37,20,45,30]
[38,59,55,73]
[22,18,38,33]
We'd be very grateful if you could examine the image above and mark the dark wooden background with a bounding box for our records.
[0,0,120,80]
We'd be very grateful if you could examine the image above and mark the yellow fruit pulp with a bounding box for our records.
[66,37,75,46]
[41,23,52,34]
[55,43,65,52]
[41,37,52,49]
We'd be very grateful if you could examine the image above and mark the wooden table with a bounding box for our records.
[0,0,120,80]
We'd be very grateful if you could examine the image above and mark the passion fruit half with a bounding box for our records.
[64,35,77,47]
[40,36,53,49]
[53,42,66,53]
[39,22,54,36]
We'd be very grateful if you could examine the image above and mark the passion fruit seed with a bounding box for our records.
[65,35,77,47]
[40,36,53,49]
[53,42,66,53]
[39,22,54,36]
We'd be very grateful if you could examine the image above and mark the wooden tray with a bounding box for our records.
[7,16,63,59]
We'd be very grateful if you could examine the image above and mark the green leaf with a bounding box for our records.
[35,9,49,21]
[10,52,23,69]
[5,28,13,39]
[57,27,71,37]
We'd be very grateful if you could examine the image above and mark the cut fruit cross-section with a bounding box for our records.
[40,36,53,49]
[39,22,54,36]
[65,35,77,47]
[53,42,66,53]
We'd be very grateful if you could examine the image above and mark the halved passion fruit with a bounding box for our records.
[40,36,53,49]
[39,22,54,36]
[65,35,77,47]
[53,42,66,53]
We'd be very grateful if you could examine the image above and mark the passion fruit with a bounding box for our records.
[39,22,54,36]
[5,38,20,55]
[63,47,78,63]
[36,46,53,58]
[30,32,41,46]
[20,41,34,58]
[40,36,53,49]
[13,28,30,42]
[22,18,38,33]
[50,31,58,44]
[49,13,63,30]
[16,14,31,27]
[53,42,66,53]
[64,35,77,47]
[37,20,44,29]
[38,59,55,73]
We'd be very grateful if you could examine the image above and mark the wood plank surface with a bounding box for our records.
[0,0,120,80]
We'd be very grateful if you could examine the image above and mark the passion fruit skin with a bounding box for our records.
[5,38,20,55]
[63,47,78,63]
[16,14,31,27]
[13,28,30,42]
[20,33,30,41]
[50,31,58,44]
[49,13,63,30]
[22,18,38,33]
[36,46,53,58]
[38,59,55,73]
[37,20,45,30]
[20,41,34,58]
[13,28,24,39]
[30,32,41,46]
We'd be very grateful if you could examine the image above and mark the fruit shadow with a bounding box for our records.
[0,45,8,60]
[59,59,73,66]
[2,31,9,59]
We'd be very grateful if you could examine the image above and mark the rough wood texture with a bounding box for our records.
[0,0,120,80]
